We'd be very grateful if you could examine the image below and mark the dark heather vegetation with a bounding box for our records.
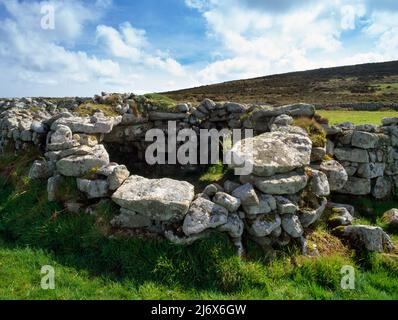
[0,147,398,299]
[162,60,398,106]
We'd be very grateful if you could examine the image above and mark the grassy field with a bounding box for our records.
[0,151,398,300]
[317,110,398,125]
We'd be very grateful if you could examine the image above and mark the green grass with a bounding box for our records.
[0,152,398,299]
[199,162,230,183]
[74,103,120,117]
[318,110,398,125]
[142,93,177,111]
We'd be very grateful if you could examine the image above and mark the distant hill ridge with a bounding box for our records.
[163,60,398,106]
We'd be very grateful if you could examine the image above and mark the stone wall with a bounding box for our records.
[0,93,395,256]
[324,119,398,199]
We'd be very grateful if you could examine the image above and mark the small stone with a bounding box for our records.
[107,165,130,191]
[231,183,259,206]
[213,192,241,212]
[182,198,228,236]
[77,178,109,199]
[281,214,303,238]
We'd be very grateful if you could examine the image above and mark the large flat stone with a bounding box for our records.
[112,175,195,221]
[242,172,308,195]
[56,144,110,177]
[334,147,369,163]
[229,130,312,177]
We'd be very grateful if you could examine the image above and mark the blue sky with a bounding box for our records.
[0,0,397,97]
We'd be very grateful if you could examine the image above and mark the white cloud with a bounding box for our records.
[0,0,192,97]
[96,22,186,77]
[188,0,398,84]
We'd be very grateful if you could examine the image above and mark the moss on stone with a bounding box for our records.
[293,117,327,148]
[74,103,119,118]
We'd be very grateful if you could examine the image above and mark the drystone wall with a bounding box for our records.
[0,93,395,256]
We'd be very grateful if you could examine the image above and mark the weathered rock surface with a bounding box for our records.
[56,144,110,177]
[107,165,130,191]
[319,160,348,191]
[218,213,244,238]
[112,175,195,221]
[243,194,276,216]
[339,225,394,253]
[244,172,308,195]
[339,177,372,195]
[29,160,54,180]
[275,196,297,214]
[52,113,121,134]
[351,131,379,149]
[328,207,353,228]
[299,197,327,228]
[213,192,241,212]
[381,209,398,230]
[248,214,281,237]
[77,178,109,199]
[182,198,228,236]
[281,214,303,238]
[229,130,312,177]
[111,208,152,229]
[334,147,369,163]
[231,183,259,206]
[309,170,330,197]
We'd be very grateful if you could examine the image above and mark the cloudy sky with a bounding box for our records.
[0,0,397,97]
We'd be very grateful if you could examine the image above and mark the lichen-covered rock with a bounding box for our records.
[372,176,392,199]
[252,103,315,119]
[52,113,121,134]
[218,213,244,238]
[77,178,109,199]
[182,198,228,236]
[203,183,223,197]
[299,197,327,228]
[111,208,152,229]
[213,192,241,212]
[357,162,385,179]
[231,183,259,206]
[281,214,303,238]
[328,207,353,228]
[334,147,369,163]
[56,144,110,177]
[340,177,371,195]
[319,160,348,191]
[311,146,326,162]
[248,214,281,237]
[275,196,297,214]
[28,160,54,180]
[244,172,308,195]
[47,175,63,202]
[309,169,330,197]
[223,180,241,194]
[272,114,293,127]
[381,209,398,230]
[351,131,379,149]
[112,175,195,222]
[229,130,312,177]
[51,124,72,144]
[242,193,276,216]
[338,225,394,253]
[107,165,130,191]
